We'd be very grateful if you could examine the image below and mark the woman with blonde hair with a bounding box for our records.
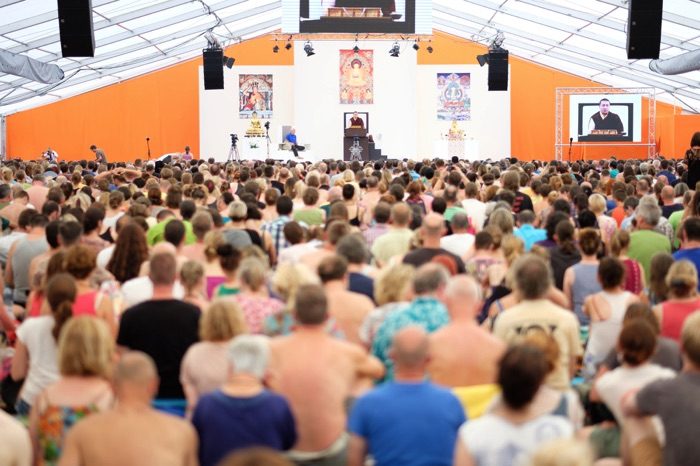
[181,260,208,311]
[653,259,700,342]
[232,257,284,334]
[358,263,415,347]
[180,300,248,415]
[263,263,339,337]
[30,317,114,465]
[588,193,617,245]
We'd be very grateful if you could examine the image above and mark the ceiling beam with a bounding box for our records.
[3,0,251,56]
[0,0,117,36]
[434,17,700,103]
[434,4,699,88]
[0,2,281,93]
[504,0,694,51]
[595,0,700,31]
[0,20,279,108]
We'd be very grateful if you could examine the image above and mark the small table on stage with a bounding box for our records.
[344,128,369,161]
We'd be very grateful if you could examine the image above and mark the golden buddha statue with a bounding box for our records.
[245,111,266,137]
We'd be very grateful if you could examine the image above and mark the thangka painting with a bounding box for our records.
[239,74,273,119]
[339,50,374,105]
[437,73,471,121]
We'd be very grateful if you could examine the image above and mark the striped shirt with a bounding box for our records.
[261,215,292,256]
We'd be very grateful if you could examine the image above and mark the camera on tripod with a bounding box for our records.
[230,133,238,146]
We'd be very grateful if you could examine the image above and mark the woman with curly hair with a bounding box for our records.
[106,222,149,284]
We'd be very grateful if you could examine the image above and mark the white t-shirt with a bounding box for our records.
[458,413,573,466]
[15,316,60,405]
[96,244,116,270]
[120,277,185,309]
[461,198,487,232]
[440,233,475,258]
[102,212,124,234]
[595,363,675,439]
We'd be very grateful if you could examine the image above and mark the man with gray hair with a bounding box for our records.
[428,275,505,387]
[493,254,582,391]
[348,327,465,466]
[440,211,475,258]
[628,195,672,283]
[372,262,451,382]
[193,336,297,466]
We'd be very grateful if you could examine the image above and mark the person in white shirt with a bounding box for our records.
[592,319,676,437]
[440,212,475,259]
[461,181,486,232]
[454,343,574,466]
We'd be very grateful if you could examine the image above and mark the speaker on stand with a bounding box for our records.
[626,0,663,59]
[488,49,509,91]
[57,0,95,57]
[203,49,224,90]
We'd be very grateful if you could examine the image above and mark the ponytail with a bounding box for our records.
[52,300,73,340]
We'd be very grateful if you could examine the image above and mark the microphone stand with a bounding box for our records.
[146,137,151,161]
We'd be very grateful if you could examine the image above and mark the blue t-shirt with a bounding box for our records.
[514,224,547,252]
[674,248,700,291]
[286,133,297,144]
[348,381,466,466]
[192,390,297,466]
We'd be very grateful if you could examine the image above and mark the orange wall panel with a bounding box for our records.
[674,114,700,157]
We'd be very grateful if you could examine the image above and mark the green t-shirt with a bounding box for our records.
[628,229,672,283]
[669,210,684,249]
[146,217,197,246]
[444,206,467,223]
[293,208,324,226]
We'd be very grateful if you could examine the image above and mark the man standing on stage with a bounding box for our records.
[588,98,624,134]
[90,144,108,164]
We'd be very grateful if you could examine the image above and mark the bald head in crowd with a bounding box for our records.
[114,351,160,399]
[390,203,411,228]
[390,326,430,373]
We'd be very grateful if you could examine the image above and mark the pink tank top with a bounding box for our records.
[661,297,700,342]
[73,291,99,317]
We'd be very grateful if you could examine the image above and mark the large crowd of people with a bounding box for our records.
[0,131,700,466]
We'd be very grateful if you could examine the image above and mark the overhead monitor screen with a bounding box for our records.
[282,0,432,34]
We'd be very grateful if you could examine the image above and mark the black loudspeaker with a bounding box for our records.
[626,0,663,59]
[203,49,224,90]
[488,49,509,91]
[57,0,95,57]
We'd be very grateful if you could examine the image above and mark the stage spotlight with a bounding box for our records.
[353,45,360,53]
[413,41,420,51]
[223,56,235,68]
[476,54,489,67]
[273,44,279,53]
[285,42,292,50]
[427,45,433,53]
[304,41,315,57]
[389,42,400,57]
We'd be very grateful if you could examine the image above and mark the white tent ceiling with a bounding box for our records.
[0,0,698,115]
